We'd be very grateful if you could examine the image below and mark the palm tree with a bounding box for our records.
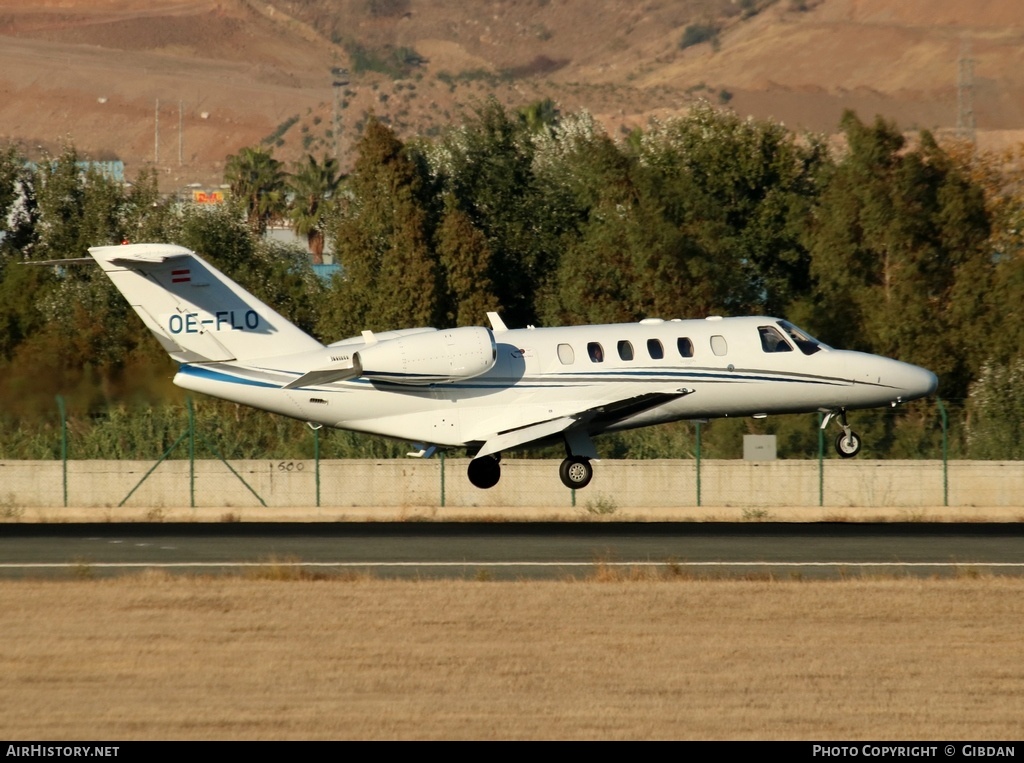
[224,146,287,235]
[288,154,344,264]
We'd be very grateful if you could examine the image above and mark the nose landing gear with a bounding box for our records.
[835,430,862,458]
[822,408,862,458]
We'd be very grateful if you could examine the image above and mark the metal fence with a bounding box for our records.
[3,396,1013,511]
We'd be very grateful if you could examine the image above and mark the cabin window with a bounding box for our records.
[677,337,694,358]
[587,342,605,363]
[617,340,634,361]
[647,339,664,360]
[557,343,575,365]
[710,335,728,356]
[759,325,793,353]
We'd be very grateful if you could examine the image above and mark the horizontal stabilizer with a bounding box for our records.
[21,257,95,266]
[107,252,190,266]
[283,360,361,390]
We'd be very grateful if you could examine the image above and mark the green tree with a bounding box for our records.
[637,104,828,316]
[0,260,52,362]
[321,118,440,339]
[435,194,499,326]
[288,153,343,264]
[428,98,563,328]
[224,146,287,235]
[517,98,560,135]
[177,201,255,273]
[0,143,37,256]
[0,144,24,231]
[122,166,177,244]
[33,146,88,259]
[966,359,1024,459]
[806,112,990,398]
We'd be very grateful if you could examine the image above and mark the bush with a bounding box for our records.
[679,23,720,50]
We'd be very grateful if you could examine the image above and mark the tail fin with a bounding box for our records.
[89,243,323,363]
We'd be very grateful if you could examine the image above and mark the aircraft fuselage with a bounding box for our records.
[173,315,937,450]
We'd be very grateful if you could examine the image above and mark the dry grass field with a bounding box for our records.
[1,574,1022,740]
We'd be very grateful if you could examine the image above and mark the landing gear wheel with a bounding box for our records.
[559,456,593,490]
[835,431,862,458]
[467,456,501,489]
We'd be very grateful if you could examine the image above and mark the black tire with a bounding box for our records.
[835,431,862,458]
[467,456,501,489]
[559,456,593,489]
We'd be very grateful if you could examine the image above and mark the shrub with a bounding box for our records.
[679,23,720,50]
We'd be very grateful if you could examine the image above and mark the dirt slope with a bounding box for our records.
[0,0,1022,192]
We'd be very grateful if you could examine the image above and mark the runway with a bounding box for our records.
[1,522,1023,579]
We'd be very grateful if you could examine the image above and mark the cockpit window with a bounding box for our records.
[776,320,829,356]
[759,326,793,353]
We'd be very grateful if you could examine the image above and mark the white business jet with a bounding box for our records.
[79,243,937,490]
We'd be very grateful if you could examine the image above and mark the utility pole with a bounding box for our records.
[178,100,184,166]
[957,37,976,143]
[154,98,160,164]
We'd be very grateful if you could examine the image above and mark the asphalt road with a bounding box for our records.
[1,522,1022,579]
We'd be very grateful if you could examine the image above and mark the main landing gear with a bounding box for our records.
[467,454,501,489]
[823,408,862,459]
[466,448,596,491]
[558,456,593,490]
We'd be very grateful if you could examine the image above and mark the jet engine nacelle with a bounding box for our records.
[355,326,496,385]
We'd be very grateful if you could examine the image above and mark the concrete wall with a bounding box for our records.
[0,458,1020,508]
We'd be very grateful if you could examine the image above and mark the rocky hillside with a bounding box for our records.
[1,0,1022,191]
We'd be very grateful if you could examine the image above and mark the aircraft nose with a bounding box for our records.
[842,352,938,404]
[890,360,939,402]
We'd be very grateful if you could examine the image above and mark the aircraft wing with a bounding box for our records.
[473,385,693,459]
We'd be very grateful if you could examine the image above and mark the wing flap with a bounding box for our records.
[474,385,694,458]
[475,416,577,458]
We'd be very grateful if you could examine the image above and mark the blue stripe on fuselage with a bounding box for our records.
[178,364,280,389]
[178,362,876,393]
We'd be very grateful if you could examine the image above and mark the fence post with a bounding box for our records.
[187,397,195,508]
[818,412,824,507]
[314,425,321,508]
[695,421,702,507]
[56,395,67,507]
[440,450,446,507]
[936,397,949,507]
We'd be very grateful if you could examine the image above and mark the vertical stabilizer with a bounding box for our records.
[89,244,323,363]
